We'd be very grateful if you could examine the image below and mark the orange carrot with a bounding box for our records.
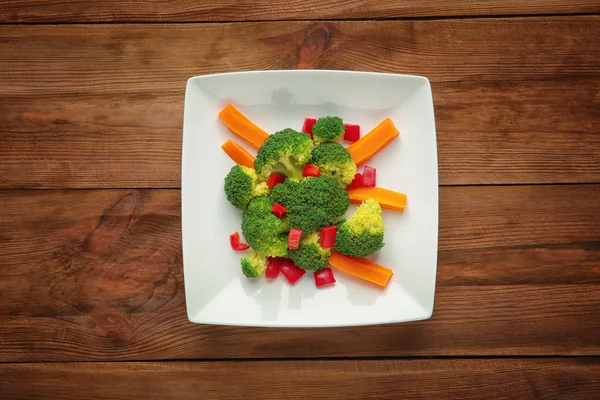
[329,252,393,288]
[347,186,407,212]
[221,140,255,169]
[219,104,269,148]
[347,118,399,166]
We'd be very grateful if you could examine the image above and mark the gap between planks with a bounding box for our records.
[2,182,600,190]
[2,354,600,365]
[0,12,599,25]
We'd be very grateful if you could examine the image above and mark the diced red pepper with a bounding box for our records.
[314,267,336,288]
[229,232,250,251]
[267,173,285,188]
[347,173,364,189]
[271,203,287,218]
[302,118,317,139]
[288,228,302,249]
[344,123,360,142]
[362,166,376,187]
[302,163,321,177]
[280,259,306,285]
[266,257,283,279]
[320,226,337,249]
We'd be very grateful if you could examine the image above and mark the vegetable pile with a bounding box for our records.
[220,104,407,289]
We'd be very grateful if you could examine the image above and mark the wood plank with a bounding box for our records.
[436,80,600,185]
[2,284,598,361]
[1,18,599,188]
[3,19,599,96]
[1,0,599,22]
[0,186,599,361]
[2,359,600,400]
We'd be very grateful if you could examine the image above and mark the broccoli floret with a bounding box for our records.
[240,250,268,278]
[334,198,384,257]
[269,178,300,205]
[289,231,331,271]
[241,196,288,256]
[311,143,357,187]
[271,176,349,233]
[312,116,344,145]
[224,165,269,210]
[254,128,312,179]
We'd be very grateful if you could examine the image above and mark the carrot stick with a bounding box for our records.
[347,118,399,166]
[347,186,407,212]
[329,252,393,288]
[218,104,269,148]
[221,140,255,169]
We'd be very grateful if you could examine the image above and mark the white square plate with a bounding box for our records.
[182,70,438,327]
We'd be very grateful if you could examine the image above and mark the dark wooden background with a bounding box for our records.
[1,1,600,398]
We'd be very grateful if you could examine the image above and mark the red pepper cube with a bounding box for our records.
[280,259,306,285]
[314,267,336,288]
[320,226,337,249]
[302,163,321,177]
[271,203,287,218]
[267,173,286,188]
[344,123,360,142]
[302,118,317,139]
[362,166,376,187]
[288,228,302,249]
[347,173,364,189]
[229,232,250,251]
[265,257,282,279]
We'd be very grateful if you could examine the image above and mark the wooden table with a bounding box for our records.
[1,1,600,398]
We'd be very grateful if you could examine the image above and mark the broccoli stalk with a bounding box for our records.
[270,151,305,180]
[334,198,385,257]
[224,165,269,210]
[241,251,268,277]
[254,128,312,179]
[241,196,289,257]
[289,231,331,271]
[310,143,357,187]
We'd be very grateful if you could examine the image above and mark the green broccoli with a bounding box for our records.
[224,165,269,210]
[241,196,288,256]
[269,178,300,204]
[310,143,357,187]
[334,198,385,257]
[289,231,331,271]
[254,128,312,179]
[271,176,349,233]
[240,250,268,278]
[312,116,344,145]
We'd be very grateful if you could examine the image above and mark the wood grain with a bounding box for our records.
[1,0,599,22]
[3,284,599,361]
[1,18,599,188]
[0,186,598,361]
[2,359,600,400]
